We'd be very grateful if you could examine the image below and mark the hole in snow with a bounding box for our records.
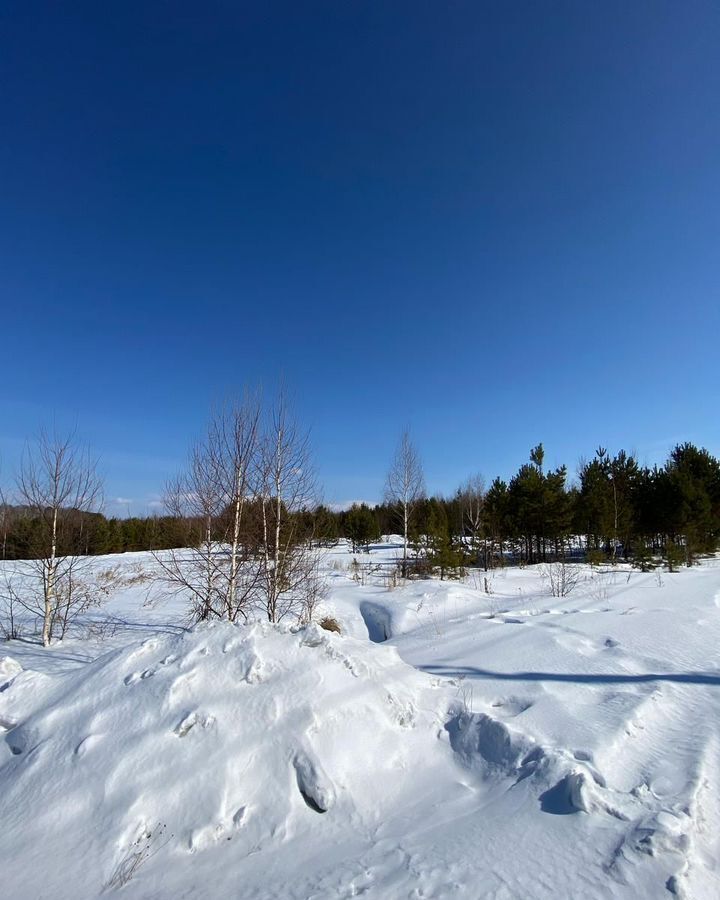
[298,786,327,814]
[359,601,392,643]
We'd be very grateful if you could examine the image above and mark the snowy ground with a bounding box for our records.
[1,541,719,899]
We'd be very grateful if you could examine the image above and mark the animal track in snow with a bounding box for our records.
[294,750,336,813]
[123,653,178,686]
[386,692,416,727]
[166,670,198,703]
[238,651,263,684]
[188,805,249,852]
[173,710,215,738]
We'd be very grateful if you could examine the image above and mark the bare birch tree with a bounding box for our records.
[0,470,9,561]
[460,474,486,568]
[214,396,261,621]
[13,429,103,645]
[385,430,425,577]
[155,435,227,622]
[256,392,322,623]
[156,391,324,626]
[155,398,261,623]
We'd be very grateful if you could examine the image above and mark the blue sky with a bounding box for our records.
[1,2,719,514]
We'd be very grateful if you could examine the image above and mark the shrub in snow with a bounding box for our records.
[541,562,581,597]
[318,615,341,634]
[585,548,606,567]
[665,541,687,572]
[105,822,173,890]
[632,540,655,572]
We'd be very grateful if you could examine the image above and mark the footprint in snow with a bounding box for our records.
[294,750,336,813]
[167,669,198,703]
[188,806,248,852]
[123,654,178,686]
[173,710,215,738]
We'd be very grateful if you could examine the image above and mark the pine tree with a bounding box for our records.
[345,503,379,553]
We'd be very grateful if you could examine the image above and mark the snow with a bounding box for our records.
[1,542,720,898]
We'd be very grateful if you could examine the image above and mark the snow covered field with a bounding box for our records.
[1,542,719,899]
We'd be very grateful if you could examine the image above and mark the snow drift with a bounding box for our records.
[0,622,452,898]
[3,545,720,899]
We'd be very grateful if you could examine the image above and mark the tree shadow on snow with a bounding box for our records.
[419,664,720,686]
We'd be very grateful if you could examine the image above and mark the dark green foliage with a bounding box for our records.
[665,443,720,558]
[1,510,192,560]
[585,548,606,567]
[2,442,718,573]
[631,539,654,572]
[665,540,687,572]
[311,505,339,546]
[577,448,640,559]
[421,498,463,579]
[484,478,510,566]
[344,504,380,553]
[504,448,572,564]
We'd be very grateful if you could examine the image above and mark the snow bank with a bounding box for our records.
[0,621,449,897]
[0,655,22,686]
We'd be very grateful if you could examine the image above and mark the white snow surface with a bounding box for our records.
[1,541,720,899]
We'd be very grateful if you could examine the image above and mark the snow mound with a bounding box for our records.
[446,709,622,817]
[0,655,53,735]
[0,655,22,687]
[0,621,448,897]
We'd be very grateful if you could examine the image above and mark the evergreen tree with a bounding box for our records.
[345,503,379,553]
[665,443,720,560]
[484,478,509,567]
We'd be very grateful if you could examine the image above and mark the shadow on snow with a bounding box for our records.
[419,664,720,686]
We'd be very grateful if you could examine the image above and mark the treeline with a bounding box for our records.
[0,509,189,560]
[1,503,317,561]
[2,441,719,571]
[322,442,720,570]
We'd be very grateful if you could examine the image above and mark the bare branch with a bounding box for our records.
[384,429,425,576]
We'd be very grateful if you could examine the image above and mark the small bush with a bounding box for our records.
[585,549,606,567]
[402,557,433,579]
[106,822,172,890]
[632,540,655,572]
[541,562,581,597]
[318,616,342,634]
[665,541,686,573]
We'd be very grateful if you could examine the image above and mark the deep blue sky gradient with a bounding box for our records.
[1,2,719,513]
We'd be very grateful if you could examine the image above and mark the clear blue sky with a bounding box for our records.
[1,2,719,515]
